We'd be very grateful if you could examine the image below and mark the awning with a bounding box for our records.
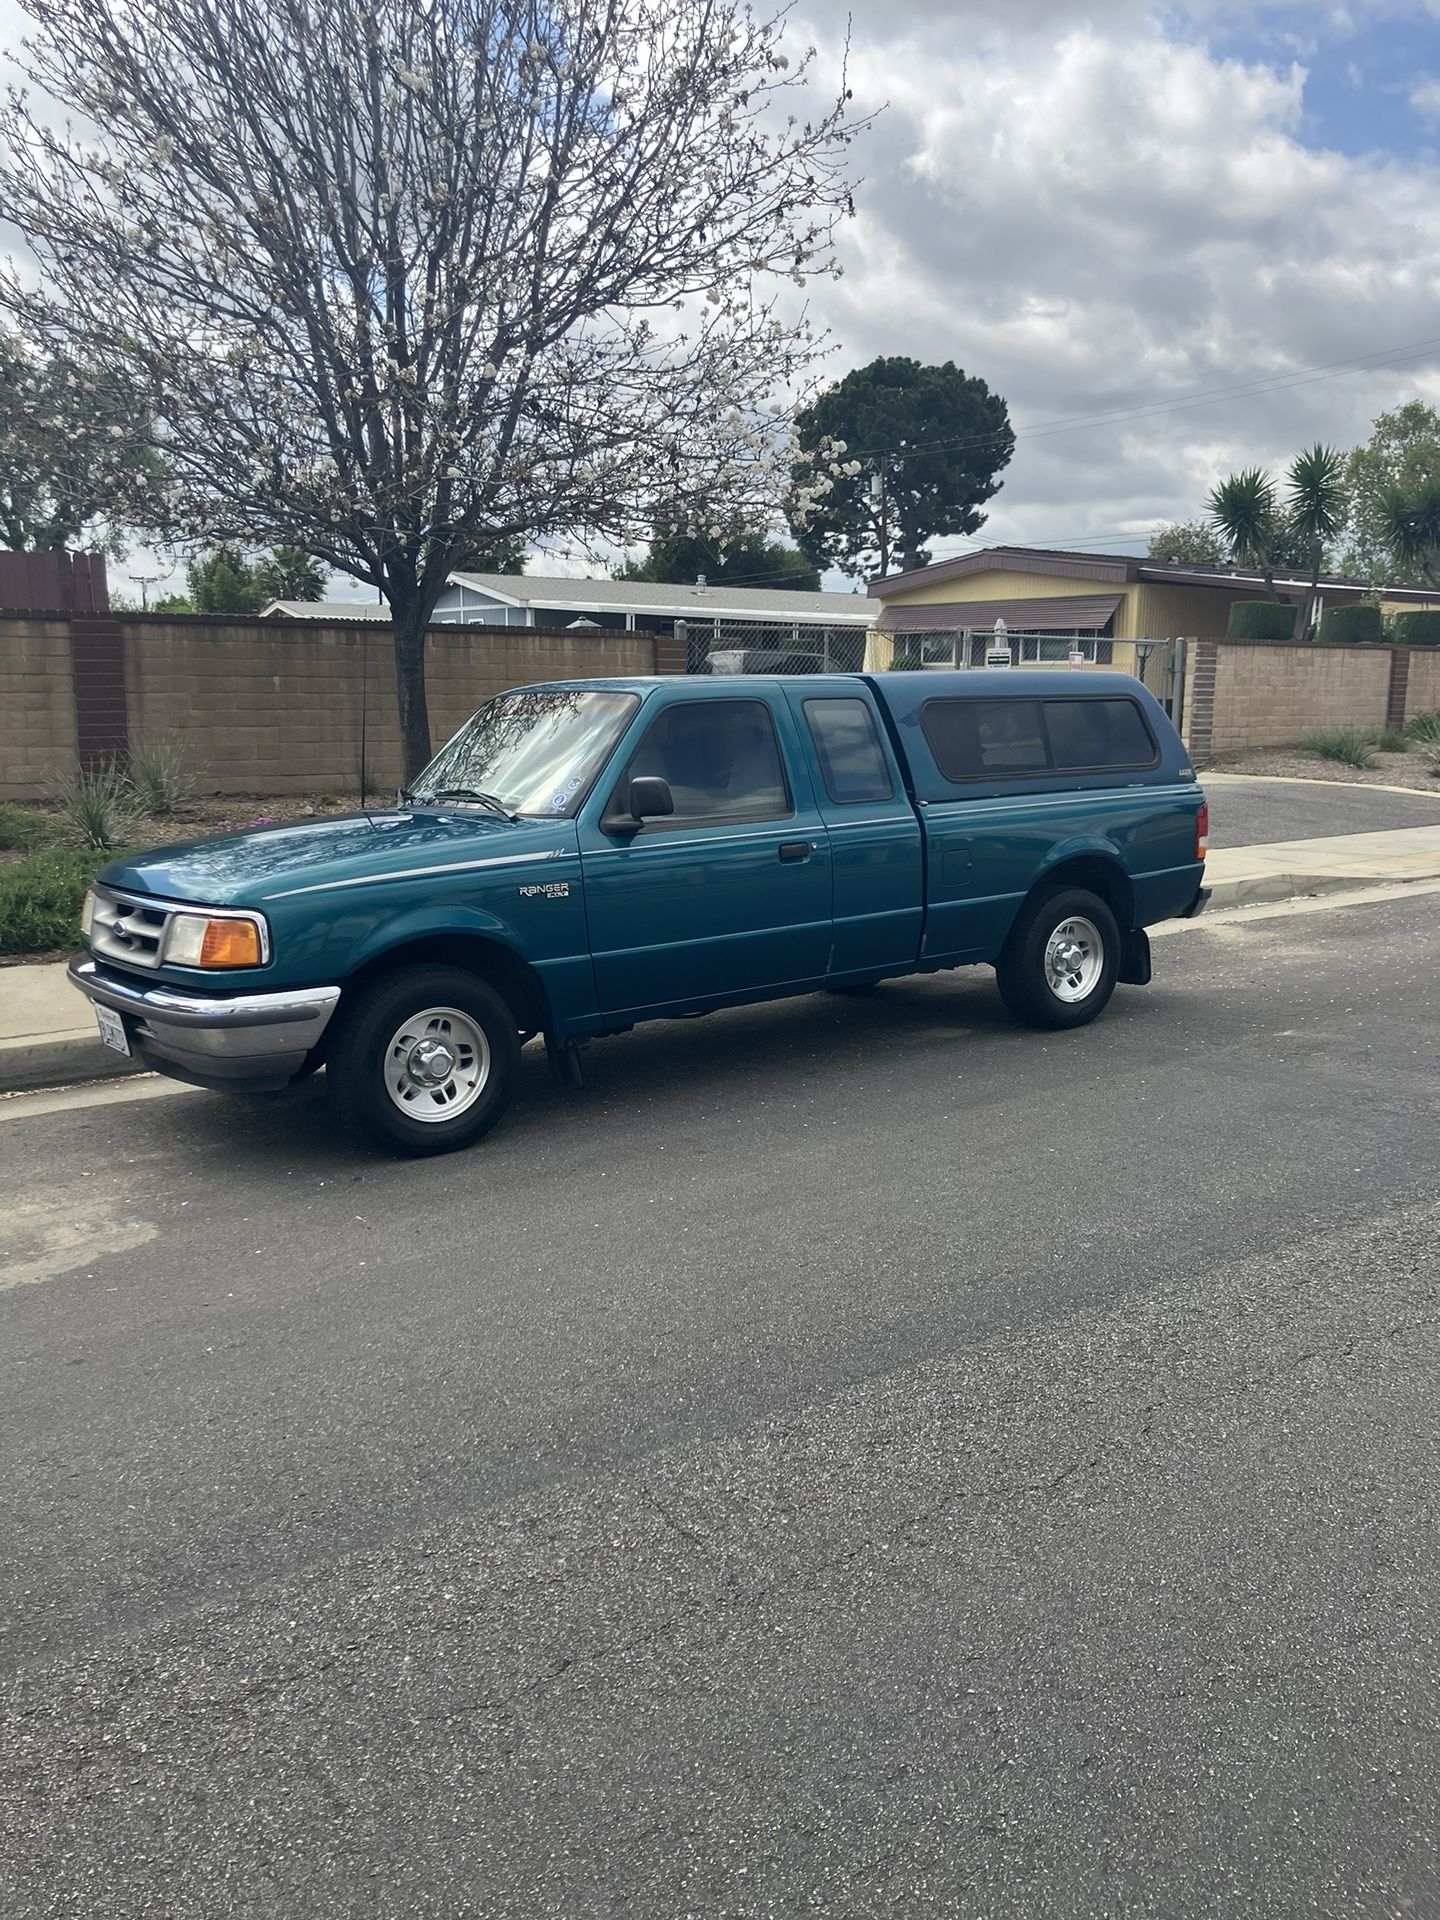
[878,593,1123,633]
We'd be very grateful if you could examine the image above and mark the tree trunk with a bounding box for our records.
[391,604,433,784]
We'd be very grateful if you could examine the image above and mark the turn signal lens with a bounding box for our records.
[200,919,264,968]
[165,911,266,968]
[80,889,96,938]
[1195,798,1209,861]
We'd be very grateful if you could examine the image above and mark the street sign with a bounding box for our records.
[984,646,1013,670]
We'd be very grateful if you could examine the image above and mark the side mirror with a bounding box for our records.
[629,775,674,820]
[602,774,674,836]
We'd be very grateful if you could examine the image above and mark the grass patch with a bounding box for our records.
[1406,708,1440,744]
[0,846,126,957]
[0,803,60,852]
[1301,727,1379,770]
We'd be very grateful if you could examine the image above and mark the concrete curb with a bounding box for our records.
[0,1032,143,1096]
[1202,870,1398,912]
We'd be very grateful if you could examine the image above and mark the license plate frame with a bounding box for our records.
[95,1003,132,1057]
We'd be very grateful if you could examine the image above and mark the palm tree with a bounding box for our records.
[1378,476,1440,587]
[1208,468,1281,600]
[1286,444,1347,638]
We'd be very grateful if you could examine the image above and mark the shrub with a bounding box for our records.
[1225,600,1297,641]
[1302,727,1378,769]
[1421,742,1440,778]
[1391,610,1440,648]
[1405,708,1440,743]
[0,804,56,852]
[1317,603,1384,646]
[0,847,117,956]
[888,650,923,670]
[1369,726,1410,753]
[126,733,196,815]
[48,757,135,849]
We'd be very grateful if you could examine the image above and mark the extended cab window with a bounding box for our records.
[803,697,894,804]
[624,699,791,823]
[1043,698,1157,770]
[921,698,1049,780]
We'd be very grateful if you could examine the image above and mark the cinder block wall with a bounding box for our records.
[0,617,80,801]
[0,615,658,799]
[1404,649,1440,721]
[1205,642,1393,755]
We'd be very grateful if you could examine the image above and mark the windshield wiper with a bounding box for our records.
[412,786,520,820]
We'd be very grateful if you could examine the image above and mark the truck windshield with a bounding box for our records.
[409,688,639,818]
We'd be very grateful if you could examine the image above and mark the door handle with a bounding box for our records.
[778,840,814,862]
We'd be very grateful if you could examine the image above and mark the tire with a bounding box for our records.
[994,886,1120,1031]
[326,964,521,1156]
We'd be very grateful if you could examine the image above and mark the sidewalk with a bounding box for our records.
[5,822,1440,1095]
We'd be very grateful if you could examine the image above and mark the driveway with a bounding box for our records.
[1204,770,1440,847]
[2,890,1438,1918]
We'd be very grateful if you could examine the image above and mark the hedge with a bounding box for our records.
[1225,600,1297,641]
[1391,610,1440,648]
[1318,603,1384,646]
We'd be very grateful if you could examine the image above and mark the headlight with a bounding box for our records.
[163,910,268,969]
[80,889,96,938]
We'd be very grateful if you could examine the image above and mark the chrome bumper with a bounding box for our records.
[67,957,340,1091]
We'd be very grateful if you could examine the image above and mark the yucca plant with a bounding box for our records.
[1208,468,1282,599]
[1301,728,1378,770]
[126,733,197,815]
[1404,708,1440,743]
[48,757,135,849]
[1286,443,1347,638]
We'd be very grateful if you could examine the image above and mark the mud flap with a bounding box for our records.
[1118,928,1152,986]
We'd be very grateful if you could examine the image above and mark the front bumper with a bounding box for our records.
[67,957,341,1092]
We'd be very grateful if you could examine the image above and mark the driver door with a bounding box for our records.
[578,693,832,1016]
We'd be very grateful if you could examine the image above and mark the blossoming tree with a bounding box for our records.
[0,0,859,775]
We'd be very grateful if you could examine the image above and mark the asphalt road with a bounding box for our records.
[3,888,1438,1918]
[1204,771,1440,847]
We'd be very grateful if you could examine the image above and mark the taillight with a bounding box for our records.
[1195,798,1209,861]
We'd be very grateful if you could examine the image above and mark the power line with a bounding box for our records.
[835,332,1440,465]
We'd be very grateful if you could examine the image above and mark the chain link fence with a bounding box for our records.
[674,618,872,675]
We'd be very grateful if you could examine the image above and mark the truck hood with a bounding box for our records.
[98,807,575,907]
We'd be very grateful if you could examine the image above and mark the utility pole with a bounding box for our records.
[130,570,166,612]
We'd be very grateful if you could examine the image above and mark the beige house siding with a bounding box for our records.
[1132,581,1266,641]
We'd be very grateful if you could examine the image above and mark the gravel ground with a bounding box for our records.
[1205,745,1440,791]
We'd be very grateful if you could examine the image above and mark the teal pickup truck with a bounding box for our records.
[70,671,1208,1155]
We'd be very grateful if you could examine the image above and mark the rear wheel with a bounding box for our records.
[995,886,1120,1031]
[327,964,521,1155]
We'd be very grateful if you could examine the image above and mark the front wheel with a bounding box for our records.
[327,964,521,1155]
[995,887,1120,1031]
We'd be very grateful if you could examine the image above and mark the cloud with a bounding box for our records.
[1410,77,1440,125]
[791,5,1440,555]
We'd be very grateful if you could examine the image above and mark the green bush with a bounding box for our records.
[48,757,135,849]
[1369,726,1410,753]
[1391,611,1440,648]
[0,804,57,852]
[888,650,923,671]
[1406,708,1440,743]
[1225,600,1297,641]
[126,733,197,815]
[1302,727,1379,769]
[0,847,120,956]
[1317,603,1384,646]
[1420,742,1440,778]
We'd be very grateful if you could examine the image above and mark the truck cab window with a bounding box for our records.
[803,697,894,804]
[625,699,791,823]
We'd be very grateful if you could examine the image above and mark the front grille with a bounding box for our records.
[88,886,174,970]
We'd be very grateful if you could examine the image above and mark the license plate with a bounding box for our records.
[95,1004,132,1057]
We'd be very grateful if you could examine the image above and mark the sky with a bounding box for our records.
[4,0,1440,597]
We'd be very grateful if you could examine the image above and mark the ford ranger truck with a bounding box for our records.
[69,671,1208,1155]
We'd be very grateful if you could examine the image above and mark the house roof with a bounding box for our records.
[445,571,873,625]
[868,545,1440,605]
[265,573,873,627]
[879,592,1124,633]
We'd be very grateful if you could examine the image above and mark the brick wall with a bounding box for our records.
[0,614,659,800]
[1404,648,1440,723]
[0,617,80,800]
[1195,641,1394,758]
